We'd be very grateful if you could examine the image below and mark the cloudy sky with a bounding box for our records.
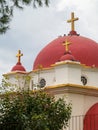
[0,0,98,82]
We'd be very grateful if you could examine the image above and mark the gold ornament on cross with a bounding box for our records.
[16,50,23,63]
[63,39,71,52]
[67,12,79,31]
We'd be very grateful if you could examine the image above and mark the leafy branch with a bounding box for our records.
[0,0,49,34]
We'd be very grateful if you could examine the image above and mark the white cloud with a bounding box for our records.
[56,0,97,12]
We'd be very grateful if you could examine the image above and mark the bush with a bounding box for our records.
[0,91,72,130]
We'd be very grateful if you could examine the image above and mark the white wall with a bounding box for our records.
[5,73,29,91]
[55,92,98,130]
[31,61,98,90]
[82,67,98,87]
[54,64,69,84]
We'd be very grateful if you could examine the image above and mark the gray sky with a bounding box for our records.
[0,0,98,82]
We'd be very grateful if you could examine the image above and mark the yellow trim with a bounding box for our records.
[45,83,98,91]
[3,71,28,76]
[1,83,98,98]
[52,61,98,70]
[33,66,54,73]
[32,61,98,73]
[52,60,81,67]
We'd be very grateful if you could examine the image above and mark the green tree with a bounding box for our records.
[0,0,49,34]
[0,91,72,130]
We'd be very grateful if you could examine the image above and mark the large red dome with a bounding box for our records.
[33,34,98,70]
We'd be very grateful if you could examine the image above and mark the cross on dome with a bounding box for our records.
[67,12,79,31]
[63,39,71,52]
[16,50,23,63]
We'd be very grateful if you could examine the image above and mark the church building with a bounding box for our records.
[3,12,98,130]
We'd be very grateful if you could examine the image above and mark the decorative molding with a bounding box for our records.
[3,71,28,76]
[45,83,98,97]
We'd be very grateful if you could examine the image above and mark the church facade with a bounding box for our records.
[3,13,98,130]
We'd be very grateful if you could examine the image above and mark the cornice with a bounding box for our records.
[45,83,98,97]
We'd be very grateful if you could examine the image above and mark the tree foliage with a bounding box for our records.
[0,0,49,34]
[0,91,72,130]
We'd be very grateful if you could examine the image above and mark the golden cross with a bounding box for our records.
[67,12,79,31]
[16,50,23,63]
[63,39,71,52]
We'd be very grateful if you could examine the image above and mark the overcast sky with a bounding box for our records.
[0,0,98,82]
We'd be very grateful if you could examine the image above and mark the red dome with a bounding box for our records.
[11,62,26,72]
[59,52,76,61]
[33,35,98,70]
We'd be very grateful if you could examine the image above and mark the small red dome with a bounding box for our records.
[60,52,76,61]
[33,35,98,70]
[11,62,26,72]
